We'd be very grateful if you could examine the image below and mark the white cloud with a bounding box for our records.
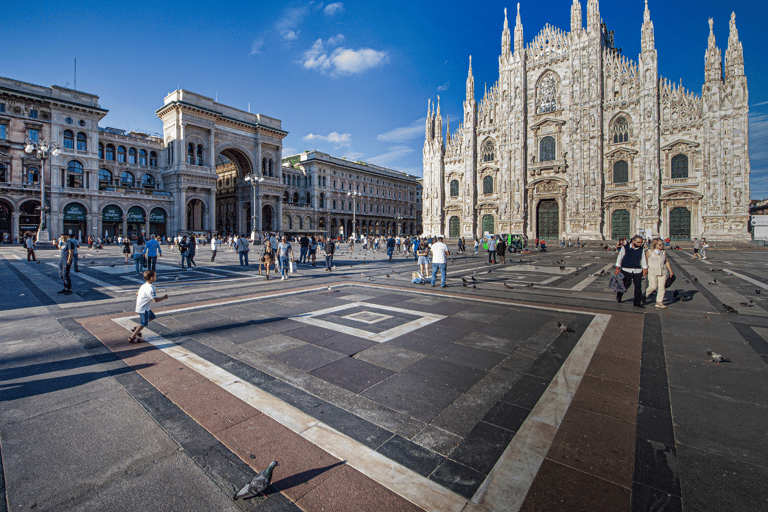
[283,30,300,41]
[299,35,388,76]
[324,2,344,15]
[368,145,414,165]
[250,36,265,54]
[377,118,426,143]
[343,151,363,160]
[437,82,450,92]
[303,131,352,149]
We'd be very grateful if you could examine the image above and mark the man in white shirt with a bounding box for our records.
[615,235,649,308]
[430,235,450,288]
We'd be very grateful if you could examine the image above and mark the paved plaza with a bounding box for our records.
[1,243,767,511]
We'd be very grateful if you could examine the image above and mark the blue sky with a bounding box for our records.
[4,0,767,196]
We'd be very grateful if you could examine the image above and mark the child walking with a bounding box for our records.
[129,270,169,344]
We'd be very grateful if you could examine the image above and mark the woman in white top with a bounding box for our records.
[645,238,674,308]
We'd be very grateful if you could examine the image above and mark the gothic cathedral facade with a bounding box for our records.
[422,1,750,242]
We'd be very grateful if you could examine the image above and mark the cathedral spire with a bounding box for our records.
[704,18,722,83]
[502,7,511,56]
[514,3,524,53]
[641,0,655,53]
[570,0,582,34]
[435,95,443,141]
[446,115,450,143]
[586,0,600,34]
[724,12,744,78]
[466,56,475,101]
[426,98,433,139]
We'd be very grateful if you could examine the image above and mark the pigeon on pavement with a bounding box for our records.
[722,303,738,314]
[739,300,755,307]
[558,322,574,333]
[706,351,729,365]
[503,282,513,290]
[234,461,279,500]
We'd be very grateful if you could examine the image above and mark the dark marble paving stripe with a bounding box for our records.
[631,313,681,510]
[0,440,7,512]
[669,257,768,364]
[2,260,56,306]
[64,317,301,511]
[731,322,768,357]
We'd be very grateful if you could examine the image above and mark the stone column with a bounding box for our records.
[122,217,128,238]
[209,129,215,167]
[12,212,20,240]
[179,187,186,235]
[255,189,262,233]
[255,140,262,176]
[145,213,151,238]
[209,188,216,235]
[276,197,283,232]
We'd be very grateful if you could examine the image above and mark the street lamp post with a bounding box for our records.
[244,174,265,241]
[24,139,61,243]
[347,191,358,241]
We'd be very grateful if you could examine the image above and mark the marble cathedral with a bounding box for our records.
[422,0,750,241]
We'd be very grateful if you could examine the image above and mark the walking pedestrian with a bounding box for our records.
[260,240,275,279]
[236,234,250,266]
[277,236,294,280]
[145,234,162,272]
[615,235,648,308]
[57,233,76,295]
[132,236,146,276]
[417,240,430,277]
[299,234,310,264]
[187,235,198,269]
[430,235,450,288]
[644,238,673,308]
[309,236,318,266]
[487,236,497,264]
[474,238,479,254]
[72,236,80,272]
[210,235,219,262]
[25,233,36,261]
[496,236,506,264]
[128,270,169,344]
[701,238,709,260]
[386,235,396,261]
[693,238,702,259]
[122,237,131,264]
[178,236,189,269]
[325,238,336,272]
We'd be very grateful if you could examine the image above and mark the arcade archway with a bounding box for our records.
[215,148,253,235]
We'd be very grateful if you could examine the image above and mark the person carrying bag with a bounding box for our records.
[645,238,673,308]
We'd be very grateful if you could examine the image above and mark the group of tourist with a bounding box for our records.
[613,235,676,309]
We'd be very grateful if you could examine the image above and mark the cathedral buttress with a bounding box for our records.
[639,0,661,236]
[463,57,478,236]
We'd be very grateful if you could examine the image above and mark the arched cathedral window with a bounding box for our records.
[450,180,459,197]
[613,161,629,183]
[483,176,494,194]
[671,154,688,179]
[482,139,495,162]
[540,136,556,162]
[539,74,557,113]
[612,117,629,143]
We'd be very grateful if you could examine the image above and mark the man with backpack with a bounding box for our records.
[236,234,250,266]
[325,238,336,272]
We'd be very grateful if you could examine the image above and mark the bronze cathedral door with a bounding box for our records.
[537,200,559,239]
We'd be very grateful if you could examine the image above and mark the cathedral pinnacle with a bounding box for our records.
[641,0,655,53]
[587,0,600,34]
[466,56,475,101]
[571,0,582,34]
[514,2,523,53]
[502,7,511,55]
[724,11,744,78]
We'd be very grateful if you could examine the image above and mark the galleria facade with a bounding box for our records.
[0,78,420,242]
[422,0,751,241]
